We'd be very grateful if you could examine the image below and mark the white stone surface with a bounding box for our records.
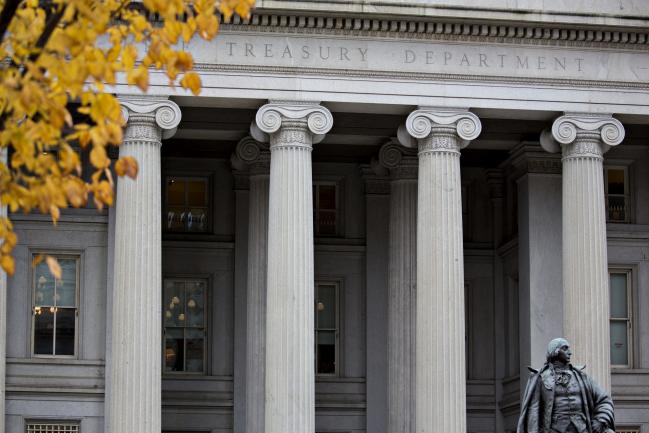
[547,113,625,391]
[106,97,180,433]
[235,136,270,433]
[404,107,481,433]
[379,142,417,433]
[255,101,333,433]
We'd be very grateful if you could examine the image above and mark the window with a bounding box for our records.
[32,256,79,357]
[315,281,339,375]
[26,421,79,432]
[163,278,207,373]
[604,166,630,223]
[313,182,339,236]
[617,428,640,433]
[609,269,632,367]
[165,176,209,232]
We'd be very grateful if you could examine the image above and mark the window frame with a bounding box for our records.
[161,276,210,376]
[30,253,80,359]
[604,164,631,224]
[314,279,341,377]
[25,420,80,433]
[608,267,633,369]
[163,174,212,234]
[313,180,343,238]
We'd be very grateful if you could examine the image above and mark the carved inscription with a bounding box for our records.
[204,33,649,83]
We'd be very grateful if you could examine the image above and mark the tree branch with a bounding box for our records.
[0,0,21,44]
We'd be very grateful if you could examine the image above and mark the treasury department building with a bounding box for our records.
[3,1,649,433]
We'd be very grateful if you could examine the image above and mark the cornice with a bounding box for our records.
[221,12,649,51]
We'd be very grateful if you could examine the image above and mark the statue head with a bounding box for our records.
[546,337,572,364]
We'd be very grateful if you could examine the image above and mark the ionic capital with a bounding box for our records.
[251,101,333,145]
[378,140,418,180]
[119,96,182,140]
[540,113,624,157]
[233,136,270,175]
[399,107,482,152]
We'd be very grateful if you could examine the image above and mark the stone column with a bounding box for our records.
[378,142,418,433]
[508,144,563,393]
[541,113,624,391]
[253,101,333,433]
[401,107,481,433]
[106,97,181,433]
[234,137,271,433]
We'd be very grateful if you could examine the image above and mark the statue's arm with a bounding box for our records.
[589,377,615,431]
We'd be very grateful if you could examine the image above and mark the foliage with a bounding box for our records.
[0,0,254,276]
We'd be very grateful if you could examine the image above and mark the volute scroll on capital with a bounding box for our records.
[232,136,270,175]
[399,107,482,150]
[252,101,334,144]
[119,97,182,140]
[539,113,625,155]
[376,140,418,179]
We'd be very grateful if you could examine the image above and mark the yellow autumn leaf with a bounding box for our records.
[1,255,15,275]
[115,156,139,179]
[46,255,62,280]
[90,145,110,169]
[180,72,202,96]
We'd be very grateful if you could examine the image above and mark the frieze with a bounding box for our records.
[222,13,649,50]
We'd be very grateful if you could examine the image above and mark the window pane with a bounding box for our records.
[164,281,186,327]
[185,329,204,373]
[607,196,626,222]
[34,262,55,306]
[607,169,625,195]
[34,308,54,355]
[316,330,336,374]
[57,259,77,307]
[187,180,207,206]
[317,210,337,235]
[186,281,205,328]
[55,308,76,355]
[318,185,336,210]
[188,208,208,232]
[167,178,186,205]
[610,321,628,365]
[165,328,184,372]
[316,285,336,329]
[610,273,628,318]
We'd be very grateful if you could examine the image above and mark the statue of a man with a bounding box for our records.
[517,338,615,433]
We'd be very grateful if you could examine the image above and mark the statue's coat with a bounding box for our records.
[517,364,615,433]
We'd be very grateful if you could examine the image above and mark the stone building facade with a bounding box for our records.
[2,1,649,433]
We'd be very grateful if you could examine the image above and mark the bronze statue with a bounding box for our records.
[517,338,615,433]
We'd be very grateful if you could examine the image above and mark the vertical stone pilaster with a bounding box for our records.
[106,97,181,433]
[402,108,481,433]
[253,101,333,433]
[378,142,417,433]
[541,113,625,391]
[234,137,271,433]
[360,166,390,433]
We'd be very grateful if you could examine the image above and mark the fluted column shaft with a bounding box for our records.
[107,98,180,433]
[254,102,333,433]
[380,144,417,433]
[402,108,481,433]
[542,113,625,391]
[235,138,271,433]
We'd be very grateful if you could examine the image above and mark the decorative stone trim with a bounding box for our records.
[221,12,649,50]
[119,97,182,140]
[378,141,418,180]
[360,166,390,195]
[400,107,482,152]
[234,136,270,175]
[540,113,625,156]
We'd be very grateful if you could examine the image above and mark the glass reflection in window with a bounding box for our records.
[163,279,207,373]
